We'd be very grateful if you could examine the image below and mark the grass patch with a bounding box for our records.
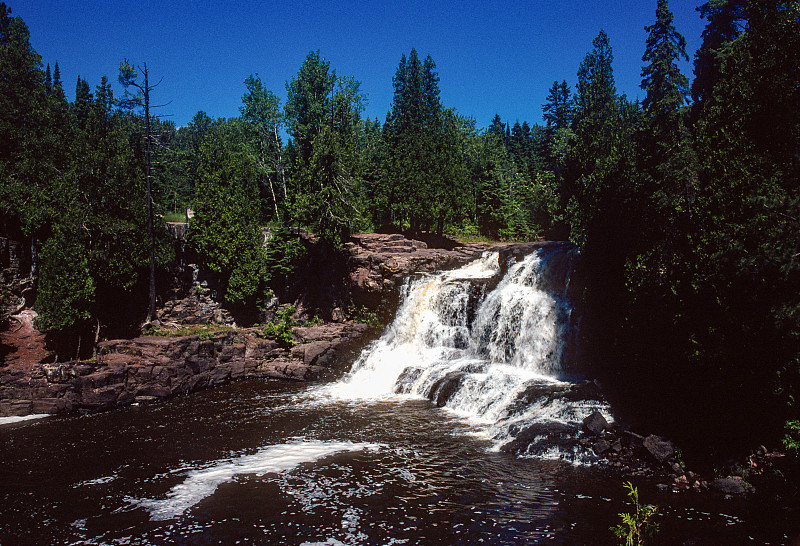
[143,322,235,341]
[163,211,187,223]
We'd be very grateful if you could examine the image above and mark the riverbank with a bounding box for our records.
[0,322,378,417]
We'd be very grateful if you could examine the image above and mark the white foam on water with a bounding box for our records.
[0,413,49,425]
[321,245,610,460]
[133,440,381,521]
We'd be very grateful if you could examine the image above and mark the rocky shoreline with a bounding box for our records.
[0,322,376,417]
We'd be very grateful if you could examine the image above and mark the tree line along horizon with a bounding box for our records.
[1,0,798,459]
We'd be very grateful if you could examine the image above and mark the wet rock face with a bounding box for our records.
[583,410,609,435]
[345,234,555,322]
[0,323,376,417]
[345,234,491,321]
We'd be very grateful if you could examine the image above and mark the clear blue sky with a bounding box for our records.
[16,0,707,129]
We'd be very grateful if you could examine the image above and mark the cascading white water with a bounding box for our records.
[325,243,611,459]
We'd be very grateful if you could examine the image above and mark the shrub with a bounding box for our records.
[611,481,659,546]
[783,420,800,456]
[259,305,295,346]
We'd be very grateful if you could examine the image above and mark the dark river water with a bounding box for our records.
[0,379,785,545]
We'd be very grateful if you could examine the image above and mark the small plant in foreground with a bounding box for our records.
[611,481,659,546]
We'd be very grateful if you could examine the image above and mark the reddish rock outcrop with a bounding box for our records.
[0,323,375,417]
[345,234,492,320]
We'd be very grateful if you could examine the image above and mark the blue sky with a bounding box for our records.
[16,0,707,129]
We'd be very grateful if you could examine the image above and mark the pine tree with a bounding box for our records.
[52,61,65,102]
[0,2,52,237]
[74,76,92,130]
[285,51,366,244]
[691,0,745,119]
[189,120,268,312]
[567,30,642,383]
[285,51,335,173]
[542,80,573,130]
[383,49,447,234]
[639,0,696,250]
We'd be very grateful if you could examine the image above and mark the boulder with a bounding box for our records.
[623,431,646,450]
[593,439,612,454]
[643,434,675,463]
[582,411,608,435]
[710,476,754,495]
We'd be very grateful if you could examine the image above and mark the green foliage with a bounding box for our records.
[384,49,474,235]
[284,51,367,245]
[783,420,800,457]
[259,305,295,346]
[34,225,95,332]
[302,314,323,327]
[3,3,800,459]
[542,80,573,130]
[189,119,270,309]
[610,482,660,546]
[264,227,306,287]
[240,73,286,222]
[352,306,383,328]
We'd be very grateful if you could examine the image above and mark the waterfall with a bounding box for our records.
[325,243,610,460]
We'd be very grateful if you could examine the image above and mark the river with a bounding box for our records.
[0,245,785,544]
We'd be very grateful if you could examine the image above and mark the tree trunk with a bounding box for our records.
[273,126,288,200]
[144,64,156,324]
[93,318,100,358]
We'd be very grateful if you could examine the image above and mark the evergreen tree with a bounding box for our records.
[52,61,65,101]
[34,223,95,353]
[74,76,92,130]
[638,0,696,271]
[567,30,642,384]
[383,49,451,234]
[542,80,573,130]
[691,0,746,119]
[189,120,269,311]
[0,2,49,236]
[285,51,335,172]
[285,51,366,244]
[487,114,507,143]
[359,117,387,229]
[569,30,624,247]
